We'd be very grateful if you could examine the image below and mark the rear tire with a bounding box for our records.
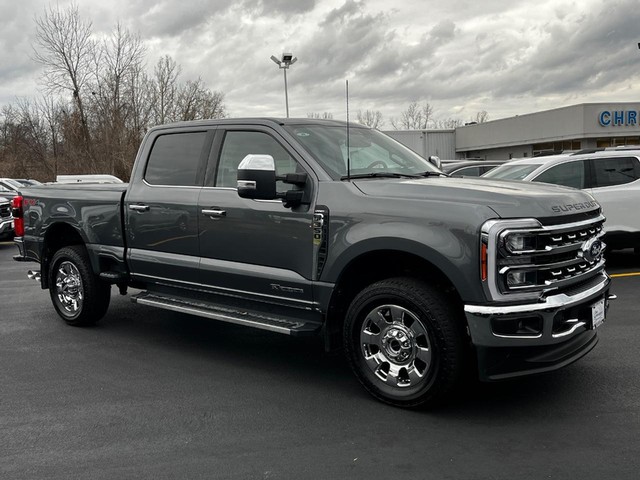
[344,277,467,408]
[48,245,111,326]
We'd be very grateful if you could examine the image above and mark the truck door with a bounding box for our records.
[125,128,213,286]
[197,127,316,309]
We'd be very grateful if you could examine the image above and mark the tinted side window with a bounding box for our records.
[591,157,640,188]
[145,132,207,186]
[534,161,585,189]
[216,131,297,191]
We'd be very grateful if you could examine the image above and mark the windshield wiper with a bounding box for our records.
[340,172,422,180]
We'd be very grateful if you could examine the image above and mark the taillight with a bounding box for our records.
[11,195,24,237]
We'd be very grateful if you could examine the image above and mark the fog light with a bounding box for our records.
[506,270,537,288]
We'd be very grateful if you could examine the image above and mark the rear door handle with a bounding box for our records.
[129,204,150,212]
[202,208,226,217]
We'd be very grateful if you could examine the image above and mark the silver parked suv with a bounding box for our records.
[484,147,640,253]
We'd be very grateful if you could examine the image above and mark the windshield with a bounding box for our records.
[1,178,23,189]
[482,163,541,181]
[15,179,42,186]
[284,125,439,179]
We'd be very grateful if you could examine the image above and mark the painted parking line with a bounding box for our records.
[611,272,640,278]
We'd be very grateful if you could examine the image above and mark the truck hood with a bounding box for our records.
[353,177,600,219]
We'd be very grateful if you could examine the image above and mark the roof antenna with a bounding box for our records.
[346,80,351,181]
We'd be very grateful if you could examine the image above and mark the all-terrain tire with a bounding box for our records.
[48,245,111,326]
[344,277,468,408]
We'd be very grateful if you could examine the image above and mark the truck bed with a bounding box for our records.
[20,183,128,254]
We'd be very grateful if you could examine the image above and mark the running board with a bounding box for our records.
[131,292,321,336]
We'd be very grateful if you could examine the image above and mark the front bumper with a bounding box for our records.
[0,217,13,237]
[464,273,612,381]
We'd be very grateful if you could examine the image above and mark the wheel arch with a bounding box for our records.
[323,244,472,351]
[41,222,88,289]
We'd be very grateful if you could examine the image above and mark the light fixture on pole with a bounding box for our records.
[270,52,297,118]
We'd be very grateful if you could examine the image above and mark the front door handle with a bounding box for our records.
[129,204,150,212]
[202,208,226,217]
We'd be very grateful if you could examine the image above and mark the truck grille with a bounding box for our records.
[0,202,11,219]
[482,211,606,302]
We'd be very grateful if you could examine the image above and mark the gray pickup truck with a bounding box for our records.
[12,118,614,407]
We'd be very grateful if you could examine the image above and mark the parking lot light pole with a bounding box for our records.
[270,53,297,118]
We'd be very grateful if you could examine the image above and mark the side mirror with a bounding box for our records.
[237,154,277,200]
[428,155,442,169]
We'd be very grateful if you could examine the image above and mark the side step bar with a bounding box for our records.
[131,291,321,336]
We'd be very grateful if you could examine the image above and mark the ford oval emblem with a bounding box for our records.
[581,238,604,264]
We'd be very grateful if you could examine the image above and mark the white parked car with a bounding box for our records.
[55,174,124,184]
[0,195,14,239]
[483,148,640,253]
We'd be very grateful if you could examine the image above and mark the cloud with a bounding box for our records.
[1,0,640,124]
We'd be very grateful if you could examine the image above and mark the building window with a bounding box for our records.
[532,140,581,157]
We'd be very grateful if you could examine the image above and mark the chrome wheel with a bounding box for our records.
[360,304,433,388]
[55,261,84,315]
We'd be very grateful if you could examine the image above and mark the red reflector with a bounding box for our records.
[11,195,25,237]
[480,243,488,281]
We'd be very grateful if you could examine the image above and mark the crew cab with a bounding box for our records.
[12,118,615,407]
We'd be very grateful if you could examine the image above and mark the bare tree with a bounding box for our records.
[390,102,434,130]
[307,112,334,119]
[474,110,489,123]
[435,118,463,129]
[15,98,56,178]
[176,78,227,121]
[89,22,146,176]
[356,109,384,128]
[15,8,228,180]
[37,96,63,178]
[151,55,181,125]
[33,3,95,165]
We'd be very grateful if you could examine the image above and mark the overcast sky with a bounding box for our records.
[1,0,639,126]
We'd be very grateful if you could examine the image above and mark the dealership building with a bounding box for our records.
[385,102,640,160]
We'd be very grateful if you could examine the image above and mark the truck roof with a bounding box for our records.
[149,117,366,131]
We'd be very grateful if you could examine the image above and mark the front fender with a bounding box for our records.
[323,222,485,303]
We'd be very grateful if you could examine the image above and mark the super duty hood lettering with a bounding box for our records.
[551,200,599,213]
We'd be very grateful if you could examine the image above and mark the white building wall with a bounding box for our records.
[456,102,640,153]
[383,130,458,159]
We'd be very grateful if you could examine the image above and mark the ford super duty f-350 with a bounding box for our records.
[12,118,614,407]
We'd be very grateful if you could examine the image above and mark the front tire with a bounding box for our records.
[48,245,111,326]
[344,277,467,408]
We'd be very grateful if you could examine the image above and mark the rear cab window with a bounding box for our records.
[145,132,209,186]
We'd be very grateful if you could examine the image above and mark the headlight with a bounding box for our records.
[504,233,537,253]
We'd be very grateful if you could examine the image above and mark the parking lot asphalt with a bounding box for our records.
[1,241,639,479]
